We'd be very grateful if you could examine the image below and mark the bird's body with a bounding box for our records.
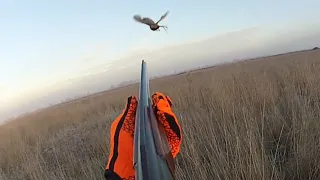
[133,11,169,32]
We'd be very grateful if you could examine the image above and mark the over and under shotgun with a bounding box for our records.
[133,60,175,180]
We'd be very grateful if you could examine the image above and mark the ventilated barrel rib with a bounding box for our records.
[133,60,175,180]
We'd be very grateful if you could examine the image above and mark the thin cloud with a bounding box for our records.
[1,22,320,122]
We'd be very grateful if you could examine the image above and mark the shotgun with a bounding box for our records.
[133,60,175,180]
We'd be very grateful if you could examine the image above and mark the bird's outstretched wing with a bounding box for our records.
[133,15,155,26]
[156,11,169,24]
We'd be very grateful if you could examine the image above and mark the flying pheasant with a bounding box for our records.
[133,11,169,32]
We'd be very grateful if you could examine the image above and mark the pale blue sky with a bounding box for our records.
[1,0,320,121]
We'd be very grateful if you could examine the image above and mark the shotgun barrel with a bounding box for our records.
[133,60,175,180]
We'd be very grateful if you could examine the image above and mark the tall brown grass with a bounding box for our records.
[1,49,320,180]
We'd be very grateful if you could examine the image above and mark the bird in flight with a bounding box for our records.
[133,11,169,32]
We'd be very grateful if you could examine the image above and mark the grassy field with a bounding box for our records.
[1,49,320,180]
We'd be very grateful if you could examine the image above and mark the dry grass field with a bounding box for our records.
[1,49,320,180]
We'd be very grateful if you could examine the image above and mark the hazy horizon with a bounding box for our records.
[1,0,320,123]
[2,22,320,123]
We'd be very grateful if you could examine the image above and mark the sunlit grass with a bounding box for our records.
[1,49,320,180]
